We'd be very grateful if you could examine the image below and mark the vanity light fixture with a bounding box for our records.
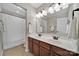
[36,14,40,18]
[36,11,43,18]
[62,4,69,9]
[48,7,54,14]
[35,3,70,18]
[42,9,47,16]
[38,12,43,17]
[54,3,61,12]
[60,3,69,9]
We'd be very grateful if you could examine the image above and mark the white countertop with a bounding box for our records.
[28,33,79,53]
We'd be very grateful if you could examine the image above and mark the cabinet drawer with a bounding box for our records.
[51,45,76,56]
[33,39,39,44]
[40,41,50,50]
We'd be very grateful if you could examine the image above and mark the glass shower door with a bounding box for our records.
[0,21,3,56]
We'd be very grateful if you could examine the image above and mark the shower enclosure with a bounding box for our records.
[0,20,3,56]
[0,3,27,56]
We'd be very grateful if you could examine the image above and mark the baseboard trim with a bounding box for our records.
[0,50,3,56]
[25,48,29,52]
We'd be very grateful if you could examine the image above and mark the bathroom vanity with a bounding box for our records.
[28,34,79,56]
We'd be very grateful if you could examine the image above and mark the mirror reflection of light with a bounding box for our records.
[62,4,69,9]
[42,10,47,16]
[60,3,69,9]
[54,3,60,12]
[48,7,54,14]
[55,8,60,12]
[36,14,40,18]
[38,12,43,17]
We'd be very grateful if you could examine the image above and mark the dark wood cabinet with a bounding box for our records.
[32,39,40,56]
[40,41,51,56]
[40,46,50,56]
[28,37,33,53]
[28,37,79,56]
[51,51,60,56]
[40,41,50,50]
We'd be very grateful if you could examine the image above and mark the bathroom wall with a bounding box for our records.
[0,4,1,12]
[17,3,36,33]
[37,18,42,33]
[57,17,68,34]
[16,3,37,51]
[67,4,79,38]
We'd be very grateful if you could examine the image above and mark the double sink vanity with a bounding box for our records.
[28,33,79,56]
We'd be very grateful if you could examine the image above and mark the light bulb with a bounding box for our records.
[36,14,40,18]
[39,12,43,17]
[62,4,69,9]
[60,3,69,9]
[48,7,54,14]
[54,3,60,12]
[42,10,47,16]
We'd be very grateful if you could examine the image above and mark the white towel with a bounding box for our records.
[50,25,54,32]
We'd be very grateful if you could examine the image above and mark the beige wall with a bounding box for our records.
[16,3,37,34]
[47,16,57,32]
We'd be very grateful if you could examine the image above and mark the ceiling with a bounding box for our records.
[29,3,43,9]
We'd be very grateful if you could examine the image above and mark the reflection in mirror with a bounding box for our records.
[36,4,79,40]
[36,3,73,39]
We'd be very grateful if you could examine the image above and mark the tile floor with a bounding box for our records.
[3,44,33,56]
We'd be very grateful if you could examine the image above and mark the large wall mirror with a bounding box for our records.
[36,3,71,38]
[36,3,79,40]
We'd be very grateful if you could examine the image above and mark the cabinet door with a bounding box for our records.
[40,46,50,56]
[51,45,76,56]
[33,43,40,56]
[51,50,60,56]
[28,37,33,53]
